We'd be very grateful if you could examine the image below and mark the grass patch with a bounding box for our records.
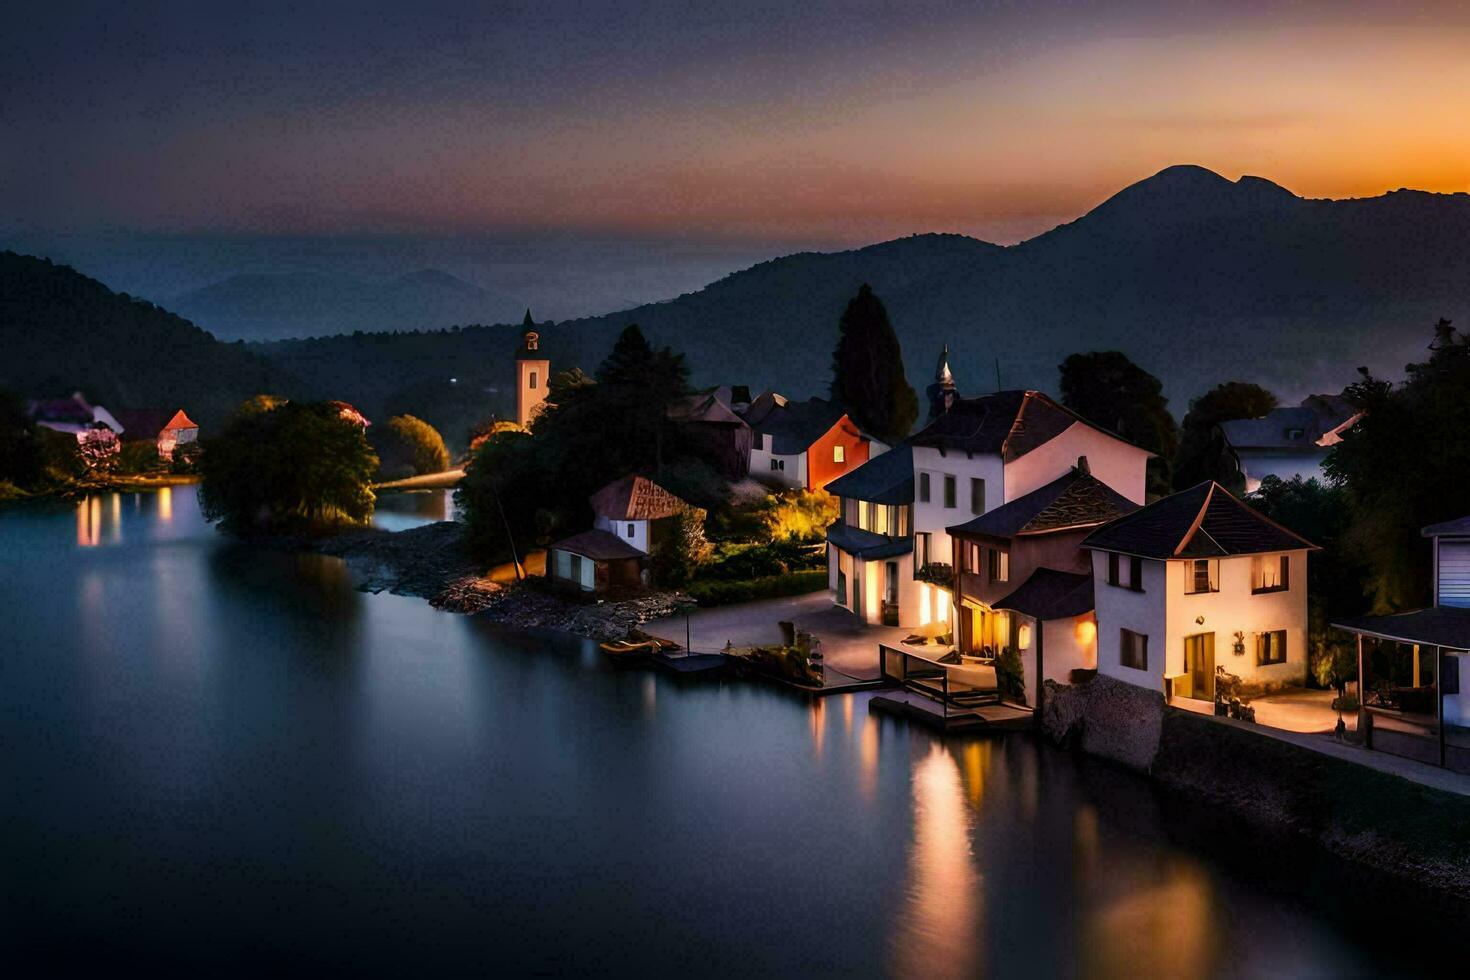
[687,569,828,606]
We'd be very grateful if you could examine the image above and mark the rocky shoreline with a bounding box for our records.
[308,520,692,642]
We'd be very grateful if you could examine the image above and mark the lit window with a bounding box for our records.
[833,445,845,464]
[1256,629,1287,666]
[988,548,1009,583]
[1252,555,1290,593]
[1186,559,1217,594]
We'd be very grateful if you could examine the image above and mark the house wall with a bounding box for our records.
[1004,421,1150,505]
[1445,652,1469,729]
[1093,549,1310,695]
[594,515,649,555]
[1236,449,1328,493]
[517,358,551,429]
[955,528,1093,609]
[550,548,597,592]
[912,446,1003,567]
[1009,612,1098,706]
[826,545,924,627]
[1092,551,1170,691]
[807,417,872,491]
[750,433,806,488]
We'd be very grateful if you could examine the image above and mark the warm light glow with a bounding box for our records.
[810,698,825,759]
[918,582,932,627]
[1076,618,1096,646]
[1018,623,1032,649]
[864,561,880,625]
[157,485,173,523]
[859,716,879,802]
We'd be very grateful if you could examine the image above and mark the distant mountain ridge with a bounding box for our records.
[172,268,526,341]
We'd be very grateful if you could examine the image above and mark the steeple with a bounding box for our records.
[522,308,535,329]
[926,344,959,421]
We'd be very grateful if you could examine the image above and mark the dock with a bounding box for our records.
[869,690,1034,732]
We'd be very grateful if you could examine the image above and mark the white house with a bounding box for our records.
[825,386,1151,628]
[747,396,887,491]
[1219,394,1361,492]
[1083,481,1315,702]
[547,474,693,594]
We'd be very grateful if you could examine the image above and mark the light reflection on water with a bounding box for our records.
[3,485,1465,976]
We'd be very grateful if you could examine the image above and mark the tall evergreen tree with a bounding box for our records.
[829,284,918,443]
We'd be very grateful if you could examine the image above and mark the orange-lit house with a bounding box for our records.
[112,408,200,461]
[947,459,1139,707]
[748,396,886,491]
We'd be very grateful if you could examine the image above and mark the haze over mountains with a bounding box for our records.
[4,166,1470,441]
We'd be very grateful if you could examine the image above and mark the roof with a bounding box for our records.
[28,392,93,425]
[995,569,1095,621]
[911,390,1142,461]
[1219,395,1362,451]
[1081,481,1317,559]
[825,521,915,561]
[1422,516,1470,538]
[549,528,644,562]
[947,465,1138,539]
[329,401,370,427]
[589,474,688,520]
[1333,606,1470,649]
[668,391,748,427]
[824,443,914,505]
[742,390,788,428]
[111,408,174,439]
[163,409,198,431]
[755,398,848,455]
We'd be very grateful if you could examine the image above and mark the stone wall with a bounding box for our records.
[1042,673,1165,772]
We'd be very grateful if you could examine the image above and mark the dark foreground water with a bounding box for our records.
[2,487,1464,977]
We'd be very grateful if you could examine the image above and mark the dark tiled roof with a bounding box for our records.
[549,528,644,561]
[589,474,688,520]
[1219,396,1361,451]
[1333,606,1470,649]
[668,391,748,426]
[911,390,1136,462]
[1423,516,1470,538]
[826,521,914,560]
[1081,481,1316,559]
[742,390,788,427]
[755,397,847,455]
[995,569,1095,621]
[823,443,913,505]
[947,467,1137,539]
[111,408,177,440]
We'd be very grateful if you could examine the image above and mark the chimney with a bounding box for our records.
[1075,455,1090,475]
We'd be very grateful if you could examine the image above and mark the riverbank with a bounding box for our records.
[307,519,691,641]
[1044,674,1470,901]
[0,472,198,502]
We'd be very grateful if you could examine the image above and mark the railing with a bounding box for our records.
[879,644,1002,715]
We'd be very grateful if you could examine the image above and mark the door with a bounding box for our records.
[1185,632,1215,700]
[883,561,900,626]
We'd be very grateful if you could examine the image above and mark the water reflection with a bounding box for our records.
[372,489,456,531]
[157,485,173,522]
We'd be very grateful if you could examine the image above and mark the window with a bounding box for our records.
[626,523,635,538]
[770,458,784,471]
[833,445,845,464]
[1446,656,1461,696]
[1252,554,1290,593]
[1129,556,1143,592]
[1186,559,1218,594]
[988,548,1009,583]
[1256,629,1287,666]
[914,532,931,574]
[885,561,899,605]
[529,371,539,390]
[1120,629,1148,670]
[1107,552,1120,586]
[943,474,957,509]
[873,503,891,536]
[964,542,982,575]
[836,568,848,606]
[1106,553,1144,591]
[919,472,931,503]
[970,478,985,515]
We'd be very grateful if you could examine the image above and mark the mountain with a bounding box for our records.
[172,268,526,341]
[259,166,1470,426]
[0,251,293,425]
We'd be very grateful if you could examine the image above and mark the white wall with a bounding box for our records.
[1444,652,1468,728]
[594,515,649,554]
[911,445,1003,557]
[1092,551,1170,691]
[1005,421,1150,505]
[749,433,805,489]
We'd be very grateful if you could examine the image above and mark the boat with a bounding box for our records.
[599,638,658,664]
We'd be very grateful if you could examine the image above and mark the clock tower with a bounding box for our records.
[515,309,550,429]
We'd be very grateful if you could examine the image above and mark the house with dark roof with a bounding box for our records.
[1219,393,1361,492]
[547,474,694,593]
[1082,481,1315,703]
[823,386,1150,630]
[1333,517,1470,773]
[748,396,887,491]
[668,389,753,479]
[945,458,1139,706]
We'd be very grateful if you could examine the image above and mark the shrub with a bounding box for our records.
[648,507,713,587]
[373,414,450,480]
[701,539,824,580]
[117,441,162,475]
[755,488,839,541]
[687,569,828,606]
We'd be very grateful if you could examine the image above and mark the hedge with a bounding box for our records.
[687,569,828,606]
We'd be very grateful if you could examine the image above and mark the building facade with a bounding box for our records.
[515,310,550,430]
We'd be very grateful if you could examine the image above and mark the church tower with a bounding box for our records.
[927,344,959,421]
[515,309,550,429]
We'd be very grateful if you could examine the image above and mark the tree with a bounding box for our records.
[1058,351,1178,496]
[78,424,120,473]
[1326,318,1470,610]
[199,400,378,534]
[595,325,690,472]
[830,284,919,443]
[1173,381,1278,492]
[648,507,712,587]
[0,390,43,489]
[372,414,450,480]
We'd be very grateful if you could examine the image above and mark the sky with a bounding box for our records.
[5,1,1470,247]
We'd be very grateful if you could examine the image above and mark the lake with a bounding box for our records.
[1,486,1462,976]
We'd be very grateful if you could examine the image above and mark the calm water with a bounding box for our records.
[1,487,1463,976]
